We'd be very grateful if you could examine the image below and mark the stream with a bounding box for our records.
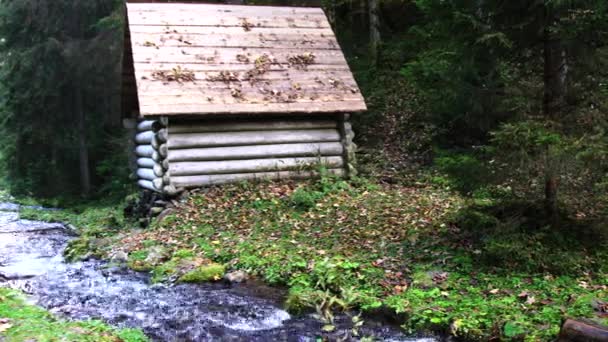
[0,204,439,341]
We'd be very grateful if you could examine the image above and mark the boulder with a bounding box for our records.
[144,246,167,266]
[224,270,249,283]
[111,251,129,263]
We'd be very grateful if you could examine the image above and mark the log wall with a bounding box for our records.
[135,115,355,194]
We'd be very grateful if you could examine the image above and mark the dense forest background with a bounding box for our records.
[0,0,607,226]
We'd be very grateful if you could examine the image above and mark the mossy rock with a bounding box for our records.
[64,237,106,262]
[128,260,154,272]
[178,263,225,283]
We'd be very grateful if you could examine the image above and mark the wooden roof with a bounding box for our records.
[125,2,367,117]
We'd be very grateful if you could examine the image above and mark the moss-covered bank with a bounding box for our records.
[21,174,608,341]
[0,288,147,342]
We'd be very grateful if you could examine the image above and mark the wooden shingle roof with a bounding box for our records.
[125,2,367,117]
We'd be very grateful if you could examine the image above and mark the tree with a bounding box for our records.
[0,0,123,197]
[405,0,608,220]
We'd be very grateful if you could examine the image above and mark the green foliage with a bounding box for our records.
[0,0,125,198]
[434,151,488,194]
[453,203,608,274]
[0,288,148,341]
[386,272,607,341]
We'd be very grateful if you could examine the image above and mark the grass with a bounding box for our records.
[18,173,608,341]
[0,288,147,342]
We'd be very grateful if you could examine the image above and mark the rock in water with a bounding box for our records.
[225,270,249,283]
[111,251,129,263]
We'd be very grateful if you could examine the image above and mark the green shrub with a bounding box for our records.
[435,151,488,194]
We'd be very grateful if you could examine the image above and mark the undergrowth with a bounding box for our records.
[19,171,608,341]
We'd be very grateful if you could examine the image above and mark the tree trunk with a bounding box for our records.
[542,8,567,222]
[543,32,568,118]
[75,86,91,196]
[368,0,381,65]
[544,172,559,223]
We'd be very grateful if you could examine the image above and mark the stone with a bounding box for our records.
[144,246,167,266]
[224,270,249,283]
[111,251,129,263]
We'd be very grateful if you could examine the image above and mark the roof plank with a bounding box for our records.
[140,101,367,116]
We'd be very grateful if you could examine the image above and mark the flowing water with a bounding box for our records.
[0,204,439,341]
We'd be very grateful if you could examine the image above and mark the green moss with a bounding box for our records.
[63,237,108,262]
[0,288,148,342]
[178,263,225,283]
[151,259,179,283]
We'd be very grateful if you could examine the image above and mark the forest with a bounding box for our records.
[0,0,607,341]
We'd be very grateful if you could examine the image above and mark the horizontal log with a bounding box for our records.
[135,131,155,144]
[138,180,159,192]
[168,142,344,162]
[168,120,337,134]
[137,158,156,168]
[557,319,608,342]
[137,120,156,132]
[168,129,340,149]
[172,168,345,188]
[137,168,156,181]
[135,145,154,158]
[162,159,170,170]
[170,156,343,176]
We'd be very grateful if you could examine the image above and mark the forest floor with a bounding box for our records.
[18,168,608,341]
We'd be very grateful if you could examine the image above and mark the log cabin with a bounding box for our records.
[121,1,367,195]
